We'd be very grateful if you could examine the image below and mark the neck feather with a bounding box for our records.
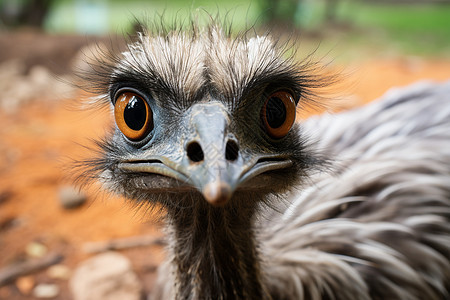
[165,193,267,300]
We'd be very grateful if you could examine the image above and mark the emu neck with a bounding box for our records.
[166,196,265,300]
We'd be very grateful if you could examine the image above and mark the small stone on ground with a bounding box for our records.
[16,276,35,295]
[33,283,60,298]
[58,185,87,209]
[70,252,143,300]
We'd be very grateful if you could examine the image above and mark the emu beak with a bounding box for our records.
[183,102,243,206]
[201,174,234,206]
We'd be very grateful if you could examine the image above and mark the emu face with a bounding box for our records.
[92,26,321,207]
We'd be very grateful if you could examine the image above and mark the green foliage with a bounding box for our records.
[337,1,450,55]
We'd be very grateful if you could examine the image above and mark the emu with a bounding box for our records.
[81,21,450,299]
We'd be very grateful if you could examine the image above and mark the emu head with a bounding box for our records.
[85,23,324,210]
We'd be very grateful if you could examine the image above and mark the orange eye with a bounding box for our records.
[114,92,153,141]
[261,91,296,139]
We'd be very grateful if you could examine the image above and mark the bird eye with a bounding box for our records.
[114,92,153,141]
[261,90,296,139]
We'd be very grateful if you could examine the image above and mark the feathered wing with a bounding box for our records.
[261,81,450,300]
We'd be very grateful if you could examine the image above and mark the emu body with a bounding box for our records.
[82,23,450,299]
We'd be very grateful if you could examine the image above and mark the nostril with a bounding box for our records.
[225,140,239,161]
[187,141,204,162]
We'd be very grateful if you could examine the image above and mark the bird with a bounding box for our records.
[79,19,450,300]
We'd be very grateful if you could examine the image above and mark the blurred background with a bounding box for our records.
[0,0,449,299]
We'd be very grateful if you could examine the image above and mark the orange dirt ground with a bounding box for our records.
[0,58,449,299]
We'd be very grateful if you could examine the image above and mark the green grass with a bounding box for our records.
[341,3,450,34]
[336,1,450,56]
[45,0,261,34]
[44,0,450,57]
